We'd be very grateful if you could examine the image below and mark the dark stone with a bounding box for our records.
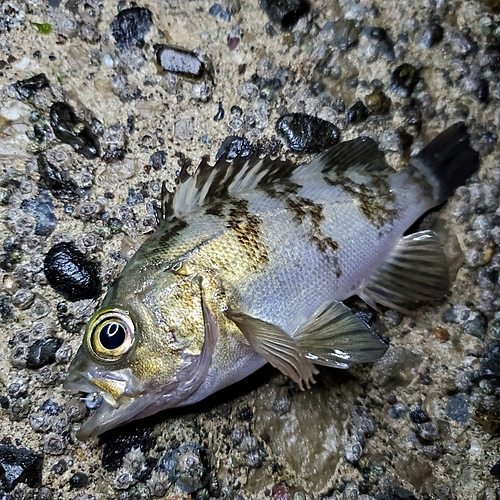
[50,102,101,159]
[37,154,83,201]
[44,242,101,301]
[237,405,254,422]
[20,191,57,236]
[209,3,231,21]
[365,27,395,60]
[491,459,500,478]
[214,101,225,122]
[330,19,361,51]
[477,341,500,379]
[389,403,407,419]
[0,444,43,492]
[409,406,430,424]
[26,337,63,369]
[446,395,468,425]
[216,136,254,161]
[101,424,156,471]
[259,0,310,30]
[276,113,340,153]
[149,150,167,171]
[39,399,63,416]
[346,100,369,124]
[69,471,89,489]
[110,7,153,50]
[365,87,391,114]
[13,73,50,99]
[474,78,490,103]
[403,100,422,130]
[483,44,500,73]
[126,188,144,205]
[157,443,210,494]
[155,45,204,79]
[390,64,420,97]
[418,22,444,49]
[0,396,10,409]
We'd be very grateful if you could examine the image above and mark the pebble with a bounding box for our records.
[149,151,167,171]
[365,26,395,60]
[365,87,391,114]
[37,154,83,201]
[157,443,210,494]
[389,403,408,419]
[155,45,204,79]
[417,22,444,49]
[346,100,369,124]
[20,192,57,236]
[216,135,254,160]
[276,113,340,153]
[50,103,100,160]
[409,406,430,424]
[483,43,500,72]
[490,459,500,478]
[26,337,63,369]
[390,64,420,97]
[209,3,231,21]
[13,73,50,99]
[475,78,490,103]
[446,394,469,425]
[259,0,310,30]
[442,305,488,339]
[330,19,361,51]
[70,472,89,489]
[44,242,101,302]
[0,444,43,492]
[110,7,153,50]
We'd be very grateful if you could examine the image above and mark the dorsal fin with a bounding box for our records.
[158,152,297,221]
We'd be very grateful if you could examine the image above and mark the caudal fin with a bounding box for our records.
[410,122,480,205]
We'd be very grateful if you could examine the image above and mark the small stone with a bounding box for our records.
[149,151,167,171]
[365,87,391,114]
[331,19,361,51]
[0,444,43,492]
[259,0,310,30]
[69,472,89,489]
[44,242,101,301]
[174,119,194,141]
[276,113,340,153]
[483,44,500,73]
[37,155,83,201]
[490,459,500,478]
[110,7,153,50]
[209,3,231,21]
[389,403,407,419]
[475,78,490,103]
[372,347,422,389]
[39,399,63,416]
[346,100,369,124]
[50,102,100,160]
[214,101,225,121]
[156,45,204,79]
[417,22,444,49]
[20,192,57,236]
[237,405,254,421]
[13,73,50,99]
[216,136,254,160]
[409,406,430,424]
[26,337,63,369]
[390,64,420,97]
[446,395,469,425]
[433,326,450,342]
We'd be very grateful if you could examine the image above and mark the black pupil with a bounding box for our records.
[99,322,126,350]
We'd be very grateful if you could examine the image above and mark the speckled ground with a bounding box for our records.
[0,0,499,498]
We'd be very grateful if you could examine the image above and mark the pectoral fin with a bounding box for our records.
[226,310,318,390]
[359,230,450,314]
[294,300,387,369]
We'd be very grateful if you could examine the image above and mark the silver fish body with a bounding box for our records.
[65,123,479,439]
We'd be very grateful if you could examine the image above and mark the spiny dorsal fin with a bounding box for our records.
[157,152,298,221]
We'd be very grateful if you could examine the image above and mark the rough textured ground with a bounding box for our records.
[0,0,499,498]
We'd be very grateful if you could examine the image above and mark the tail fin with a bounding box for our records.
[410,122,480,205]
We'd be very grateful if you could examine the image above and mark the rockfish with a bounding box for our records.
[64,122,479,440]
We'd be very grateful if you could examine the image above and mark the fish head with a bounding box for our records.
[64,266,218,440]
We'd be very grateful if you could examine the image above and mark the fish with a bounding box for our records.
[64,122,480,440]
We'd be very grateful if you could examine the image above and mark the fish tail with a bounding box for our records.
[410,122,480,205]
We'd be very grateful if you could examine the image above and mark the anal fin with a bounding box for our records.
[359,230,450,314]
[294,300,387,368]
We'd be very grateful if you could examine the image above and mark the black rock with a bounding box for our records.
[69,471,89,489]
[330,19,361,52]
[101,424,156,471]
[346,100,369,124]
[26,337,63,369]
[155,45,204,79]
[390,64,420,97]
[365,26,395,60]
[237,405,254,422]
[157,443,210,494]
[13,73,50,99]
[259,0,310,30]
[0,296,15,322]
[20,191,57,236]
[110,7,153,50]
[418,22,444,49]
[50,103,100,160]
[0,444,43,492]
[209,3,231,21]
[491,459,500,478]
[149,150,167,171]
[37,155,83,201]
[44,242,101,301]
[474,78,490,103]
[276,113,340,153]
[445,394,469,425]
[483,44,500,73]
[216,136,254,161]
[214,101,225,121]
[39,399,63,416]
[409,406,430,424]
[477,341,500,379]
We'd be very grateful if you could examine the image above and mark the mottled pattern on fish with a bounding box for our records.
[65,123,480,439]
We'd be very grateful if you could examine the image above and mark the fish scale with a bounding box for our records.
[64,122,480,440]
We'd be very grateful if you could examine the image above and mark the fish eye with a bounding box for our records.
[87,309,135,362]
